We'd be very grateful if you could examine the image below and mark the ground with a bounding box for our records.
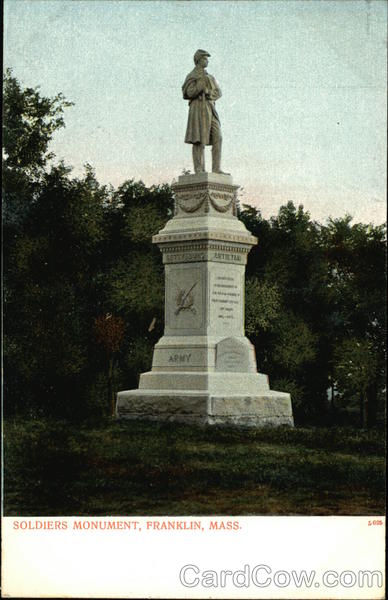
[4,418,385,516]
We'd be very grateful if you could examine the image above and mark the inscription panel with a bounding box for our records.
[165,265,205,333]
[215,337,252,372]
[164,251,207,264]
[162,249,246,264]
[209,265,244,334]
[168,352,192,364]
[212,252,242,263]
[152,347,211,369]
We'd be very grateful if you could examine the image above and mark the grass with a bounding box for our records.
[3,418,385,516]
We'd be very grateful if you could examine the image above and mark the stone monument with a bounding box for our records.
[116,50,294,426]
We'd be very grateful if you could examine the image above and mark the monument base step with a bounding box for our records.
[116,389,294,427]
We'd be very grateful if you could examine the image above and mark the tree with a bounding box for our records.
[334,338,379,427]
[3,70,173,419]
[245,278,280,336]
[99,179,174,390]
[322,216,386,427]
[3,68,74,229]
[3,68,73,174]
[94,314,126,416]
[4,163,109,418]
[3,71,109,418]
[241,202,331,423]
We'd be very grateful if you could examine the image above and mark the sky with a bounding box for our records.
[4,0,387,224]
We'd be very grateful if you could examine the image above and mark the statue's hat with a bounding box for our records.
[194,49,211,63]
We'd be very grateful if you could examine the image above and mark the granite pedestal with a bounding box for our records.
[116,173,294,426]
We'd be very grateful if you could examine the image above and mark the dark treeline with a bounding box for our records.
[3,70,386,427]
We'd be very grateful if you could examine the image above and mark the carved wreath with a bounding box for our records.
[175,191,236,215]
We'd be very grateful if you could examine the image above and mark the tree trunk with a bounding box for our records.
[108,356,115,417]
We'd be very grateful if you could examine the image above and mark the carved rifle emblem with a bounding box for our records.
[175,282,197,315]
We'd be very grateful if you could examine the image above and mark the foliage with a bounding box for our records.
[321,216,386,426]
[245,278,280,335]
[334,338,379,398]
[3,68,73,172]
[94,314,126,355]
[240,202,386,425]
[240,202,332,422]
[334,337,380,427]
[4,163,108,419]
[123,337,155,381]
[272,312,318,371]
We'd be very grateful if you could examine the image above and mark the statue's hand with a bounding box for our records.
[196,77,207,94]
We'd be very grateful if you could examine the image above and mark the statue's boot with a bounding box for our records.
[211,134,229,174]
[193,143,205,173]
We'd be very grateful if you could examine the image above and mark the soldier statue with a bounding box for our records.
[182,49,227,174]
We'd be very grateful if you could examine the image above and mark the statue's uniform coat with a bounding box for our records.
[182,67,222,146]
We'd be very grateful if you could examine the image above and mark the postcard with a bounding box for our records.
[2,1,386,598]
